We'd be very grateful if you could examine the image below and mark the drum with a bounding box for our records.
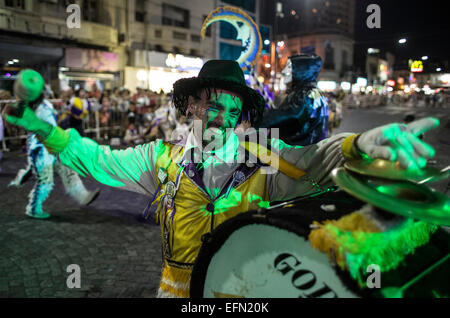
[190,191,450,298]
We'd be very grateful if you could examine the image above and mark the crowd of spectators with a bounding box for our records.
[0,83,192,150]
[1,82,448,151]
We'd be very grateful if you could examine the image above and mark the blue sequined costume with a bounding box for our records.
[260,54,329,146]
[9,99,97,218]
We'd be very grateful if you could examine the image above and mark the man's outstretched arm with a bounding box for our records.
[5,106,160,196]
[268,117,439,202]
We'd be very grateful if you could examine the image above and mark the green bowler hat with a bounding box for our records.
[13,69,45,102]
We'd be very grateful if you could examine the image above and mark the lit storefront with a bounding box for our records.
[125,51,204,94]
[59,48,120,92]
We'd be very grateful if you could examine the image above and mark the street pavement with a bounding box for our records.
[0,104,449,298]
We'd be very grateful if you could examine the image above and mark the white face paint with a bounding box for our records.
[281,59,292,86]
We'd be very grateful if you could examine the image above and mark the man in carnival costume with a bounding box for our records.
[4,61,440,296]
[6,70,100,219]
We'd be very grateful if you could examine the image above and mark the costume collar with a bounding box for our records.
[179,130,242,166]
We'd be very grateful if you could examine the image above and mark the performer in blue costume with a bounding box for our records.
[8,70,100,219]
[260,54,328,146]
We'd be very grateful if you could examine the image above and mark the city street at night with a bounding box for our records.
[1,103,448,298]
[0,0,449,304]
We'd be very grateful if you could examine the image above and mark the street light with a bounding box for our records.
[264,39,270,45]
[436,68,442,72]
[421,56,428,60]
[398,38,407,44]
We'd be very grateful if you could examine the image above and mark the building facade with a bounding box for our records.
[0,0,125,94]
[269,0,356,89]
[0,0,221,94]
[124,0,216,93]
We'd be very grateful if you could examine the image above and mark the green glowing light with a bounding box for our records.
[327,219,437,287]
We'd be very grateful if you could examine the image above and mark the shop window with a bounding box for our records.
[162,3,190,29]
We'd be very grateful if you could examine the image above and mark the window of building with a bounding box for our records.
[259,25,271,54]
[324,42,335,70]
[173,31,187,40]
[219,42,242,61]
[135,12,145,22]
[342,50,349,72]
[221,0,255,13]
[155,29,162,38]
[191,34,201,43]
[135,0,146,22]
[162,3,189,29]
[5,0,25,9]
[190,49,200,57]
[82,0,98,23]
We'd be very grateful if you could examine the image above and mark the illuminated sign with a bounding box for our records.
[387,80,396,87]
[165,54,204,71]
[410,60,423,73]
[356,77,368,86]
[317,81,337,91]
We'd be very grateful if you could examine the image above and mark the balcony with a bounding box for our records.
[0,7,117,48]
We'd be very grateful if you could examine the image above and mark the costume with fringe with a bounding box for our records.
[10,99,94,217]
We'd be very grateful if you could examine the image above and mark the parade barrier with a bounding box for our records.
[0,95,174,151]
[0,98,122,151]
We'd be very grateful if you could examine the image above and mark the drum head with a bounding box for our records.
[190,211,360,298]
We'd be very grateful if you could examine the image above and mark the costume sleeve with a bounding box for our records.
[54,128,160,196]
[35,103,57,127]
[267,133,359,202]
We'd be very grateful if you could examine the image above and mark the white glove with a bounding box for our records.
[356,117,440,169]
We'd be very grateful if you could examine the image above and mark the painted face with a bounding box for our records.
[188,88,243,146]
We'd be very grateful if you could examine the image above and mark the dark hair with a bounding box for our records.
[173,79,264,127]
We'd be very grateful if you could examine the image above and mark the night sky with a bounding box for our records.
[354,0,450,70]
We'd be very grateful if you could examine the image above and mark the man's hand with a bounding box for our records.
[3,105,53,138]
[356,117,440,169]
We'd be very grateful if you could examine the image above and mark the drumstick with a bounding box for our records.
[381,253,450,298]
[240,141,307,179]
[267,186,339,210]
[418,165,450,184]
